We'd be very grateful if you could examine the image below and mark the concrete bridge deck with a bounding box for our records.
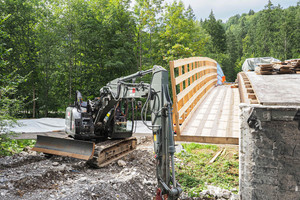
[180,85,240,144]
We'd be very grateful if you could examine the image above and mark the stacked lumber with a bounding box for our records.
[255,59,300,75]
[288,59,300,74]
[278,65,293,74]
[255,63,273,75]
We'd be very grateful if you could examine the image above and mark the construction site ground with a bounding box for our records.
[0,137,157,200]
[0,135,240,200]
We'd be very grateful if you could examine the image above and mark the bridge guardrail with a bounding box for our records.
[169,57,218,136]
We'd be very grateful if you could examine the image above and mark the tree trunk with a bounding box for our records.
[45,62,49,117]
[139,29,142,71]
[136,30,140,71]
[69,59,72,100]
[150,31,152,65]
[33,86,36,118]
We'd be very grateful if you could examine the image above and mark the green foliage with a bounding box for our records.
[0,0,299,115]
[0,15,34,157]
[0,135,36,156]
[175,143,239,197]
[202,11,227,54]
[182,143,218,152]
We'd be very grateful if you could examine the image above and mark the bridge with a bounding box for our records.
[169,56,300,199]
[169,57,239,144]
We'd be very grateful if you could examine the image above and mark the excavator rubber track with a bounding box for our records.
[32,135,137,168]
[88,137,137,168]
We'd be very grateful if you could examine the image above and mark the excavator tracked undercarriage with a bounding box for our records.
[32,135,137,168]
[32,66,182,199]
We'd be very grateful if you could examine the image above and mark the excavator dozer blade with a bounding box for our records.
[32,135,95,160]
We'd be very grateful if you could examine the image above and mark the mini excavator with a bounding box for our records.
[32,66,182,199]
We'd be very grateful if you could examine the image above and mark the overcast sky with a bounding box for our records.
[166,0,299,22]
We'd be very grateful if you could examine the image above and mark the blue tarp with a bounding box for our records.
[217,63,225,85]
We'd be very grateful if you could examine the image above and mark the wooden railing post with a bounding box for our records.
[169,60,181,136]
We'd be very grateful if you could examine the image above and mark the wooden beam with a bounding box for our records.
[169,60,181,136]
[175,66,217,85]
[175,135,239,145]
[177,73,216,102]
[173,57,217,68]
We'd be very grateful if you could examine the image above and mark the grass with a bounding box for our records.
[0,134,36,156]
[175,143,239,197]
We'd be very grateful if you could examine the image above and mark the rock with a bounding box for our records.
[79,177,87,182]
[230,193,239,200]
[137,136,147,144]
[175,144,186,153]
[23,146,31,152]
[117,160,126,167]
[201,190,208,195]
[231,188,238,192]
[16,171,23,174]
[0,178,6,183]
[0,190,8,196]
[90,180,97,184]
[52,162,60,166]
[216,192,224,198]
[19,151,28,156]
[222,191,232,199]
[54,164,68,171]
[142,179,155,185]
[199,191,206,198]
[28,151,37,156]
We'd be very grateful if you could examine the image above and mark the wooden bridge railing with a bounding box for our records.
[169,57,218,136]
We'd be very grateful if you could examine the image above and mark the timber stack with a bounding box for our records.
[255,58,300,75]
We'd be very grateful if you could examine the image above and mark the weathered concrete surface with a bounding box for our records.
[239,104,300,200]
[246,72,300,106]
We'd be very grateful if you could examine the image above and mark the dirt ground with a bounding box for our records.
[0,138,158,200]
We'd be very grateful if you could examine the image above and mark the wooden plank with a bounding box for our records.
[175,135,239,145]
[184,64,188,89]
[189,63,193,85]
[237,73,249,104]
[173,57,217,68]
[209,149,224,163]
[169,60,181,136]
[177,73,216,102]
[179,66,183,92]
[248,94,256,99]
[175,66,217,85]
[247,88,254,93]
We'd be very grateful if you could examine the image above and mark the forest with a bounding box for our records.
[0,0,299,119]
